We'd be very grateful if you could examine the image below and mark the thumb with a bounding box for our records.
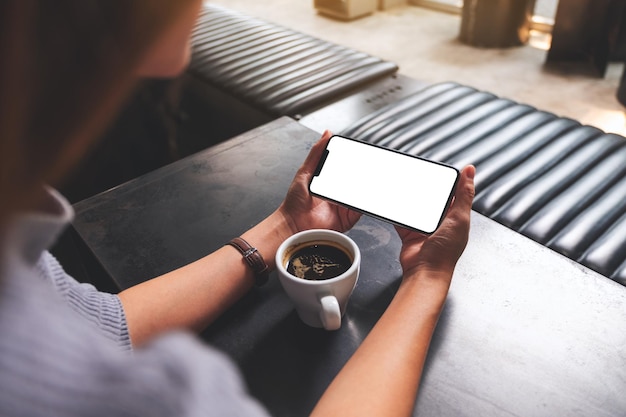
[450,165,475,217]
[300,130,333,177]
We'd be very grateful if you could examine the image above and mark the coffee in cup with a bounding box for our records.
[284,240,353,281]
[276,229,360,330]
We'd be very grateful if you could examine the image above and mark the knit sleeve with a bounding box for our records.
[38,251,132,351]
[0,261,271,417]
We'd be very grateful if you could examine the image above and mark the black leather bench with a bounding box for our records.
[340,81,626,286]
[188,4,398,117]
[177,4,399,154]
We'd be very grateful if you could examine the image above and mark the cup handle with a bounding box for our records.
[319,295,341,331]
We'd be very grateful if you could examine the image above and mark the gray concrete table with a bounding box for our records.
[72,116,626,416]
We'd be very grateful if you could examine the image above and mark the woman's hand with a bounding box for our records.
[311,166,475,417]
[277,130,361,234]
[121,133,363,345]
[395,165,475,278]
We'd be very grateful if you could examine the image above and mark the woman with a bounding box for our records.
[0,1,475,416]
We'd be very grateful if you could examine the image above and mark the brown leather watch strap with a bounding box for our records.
[226,237,269,286]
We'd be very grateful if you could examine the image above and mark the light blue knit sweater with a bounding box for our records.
[0,188,269,417]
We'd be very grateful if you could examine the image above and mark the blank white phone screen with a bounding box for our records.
[309,136,459,234]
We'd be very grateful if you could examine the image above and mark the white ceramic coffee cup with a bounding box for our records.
[275,229,360,331]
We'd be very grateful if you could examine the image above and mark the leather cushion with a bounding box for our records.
[188,4,398,116]
[341,82,626,286]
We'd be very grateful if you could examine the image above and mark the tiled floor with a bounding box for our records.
[209,0,626,136]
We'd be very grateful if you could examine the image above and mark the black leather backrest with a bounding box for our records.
[188,5,398,116]
[341,82,626,286]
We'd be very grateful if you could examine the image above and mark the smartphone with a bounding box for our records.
[309,135,459,234]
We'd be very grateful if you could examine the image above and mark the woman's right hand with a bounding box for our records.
[277,130,361,235]
[394,165,475,279]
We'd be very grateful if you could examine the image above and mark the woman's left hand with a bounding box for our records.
[277,130,361,234]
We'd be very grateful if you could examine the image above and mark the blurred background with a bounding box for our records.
[211,0,626,137]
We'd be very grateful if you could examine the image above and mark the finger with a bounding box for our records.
[394,224,426,243]
[448,165,475,219]
[457,165,475,211]
[299,130,333,178]
[394,224,411,239]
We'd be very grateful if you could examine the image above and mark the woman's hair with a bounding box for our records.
[0,0,196,228]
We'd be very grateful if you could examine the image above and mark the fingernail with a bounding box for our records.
[466,165,475,180]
